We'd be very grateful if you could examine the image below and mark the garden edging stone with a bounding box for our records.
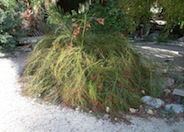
[165,104,184,114]
[141,96,165,108]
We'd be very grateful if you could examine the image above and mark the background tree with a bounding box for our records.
[119,0,184,38]
[157,0,184,37]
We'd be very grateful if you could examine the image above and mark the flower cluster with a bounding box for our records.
[71,18,79,38]
[73,27,81,38]
[86,24,91,31]
[97,18,105,25]
[71,17,105,39]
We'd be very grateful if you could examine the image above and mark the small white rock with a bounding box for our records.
[32,98,37,102]
[75,107,80,111]
[146,109,154,115]
[141,90,145,94]
[161,69,167,74]
[106,106,110,113]
[0,53,5,57]
[163,88,171,95]
[129,108,138,113]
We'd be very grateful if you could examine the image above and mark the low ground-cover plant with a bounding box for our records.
[23,10,162,114]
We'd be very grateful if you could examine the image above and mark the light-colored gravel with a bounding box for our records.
[0,51,184,132]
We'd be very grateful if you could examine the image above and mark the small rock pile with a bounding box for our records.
[128,75,184,124]
[140,95,184,114]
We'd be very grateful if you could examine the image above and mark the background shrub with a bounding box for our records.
[0,0,25,50]
[83,1,135,35]
[157,0,184,37]
[119,0,184,38]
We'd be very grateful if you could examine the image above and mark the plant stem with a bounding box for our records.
[81,13,87,47]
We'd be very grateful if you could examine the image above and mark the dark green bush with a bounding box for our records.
[0,1,24,50]
[86,1,135,35]
[158,0,184,37]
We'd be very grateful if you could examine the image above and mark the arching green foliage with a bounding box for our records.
[23,11,162,114]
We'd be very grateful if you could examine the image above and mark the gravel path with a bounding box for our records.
[0,50,184,132]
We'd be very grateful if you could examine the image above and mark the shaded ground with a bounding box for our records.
[0,41,184,132]
[141,45,183,65]
[134,43,184,73]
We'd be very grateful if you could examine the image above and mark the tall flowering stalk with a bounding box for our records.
[71,13,105,47]
[81,13,87,47]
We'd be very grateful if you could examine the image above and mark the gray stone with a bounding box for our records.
[148,32,159,40]
[178,37,184,42]
[173,89,184,97]
[14,51,20,57]
[165,78,175,87]
[167,117,175,124]
[141,96,165,108]
[23,48,32,52]
[18,36,43,45]
[102,114,110,120]
[163,88,171,95]
[165,104,184,114]
[178,42,184,47]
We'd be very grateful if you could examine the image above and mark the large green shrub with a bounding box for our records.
[87,1,135,34]
[23,10,162,114]
[119,0,155,37]
[0,0,24,50]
